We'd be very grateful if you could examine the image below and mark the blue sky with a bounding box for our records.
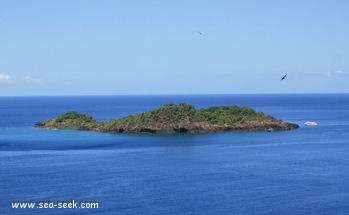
[0,0,348,96]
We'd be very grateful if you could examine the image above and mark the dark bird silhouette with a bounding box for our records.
[198,31,205,36]
[281,74,287,80]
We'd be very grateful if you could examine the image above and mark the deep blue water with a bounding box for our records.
[1,94,349,214]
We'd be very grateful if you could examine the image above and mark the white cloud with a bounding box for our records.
[23,75,42,84]
[325,70,345,77]
[0,73,13,84]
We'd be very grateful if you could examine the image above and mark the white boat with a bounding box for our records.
[304,121,318,126]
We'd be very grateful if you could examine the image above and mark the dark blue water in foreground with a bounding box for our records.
[1,94,349,215]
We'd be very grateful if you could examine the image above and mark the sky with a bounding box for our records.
[0,0,348,96]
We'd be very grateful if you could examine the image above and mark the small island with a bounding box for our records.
[34,103,299,134]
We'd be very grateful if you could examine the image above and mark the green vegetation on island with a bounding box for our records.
[35,103,299,133]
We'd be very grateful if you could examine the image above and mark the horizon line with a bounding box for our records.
[1,92,349,97]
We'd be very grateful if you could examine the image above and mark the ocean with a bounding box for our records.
[1,94,349,214]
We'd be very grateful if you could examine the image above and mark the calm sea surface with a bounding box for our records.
[1,94,349,214]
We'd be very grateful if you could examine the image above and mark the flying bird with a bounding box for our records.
[281,74,287,80]
[197,31,205,36]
